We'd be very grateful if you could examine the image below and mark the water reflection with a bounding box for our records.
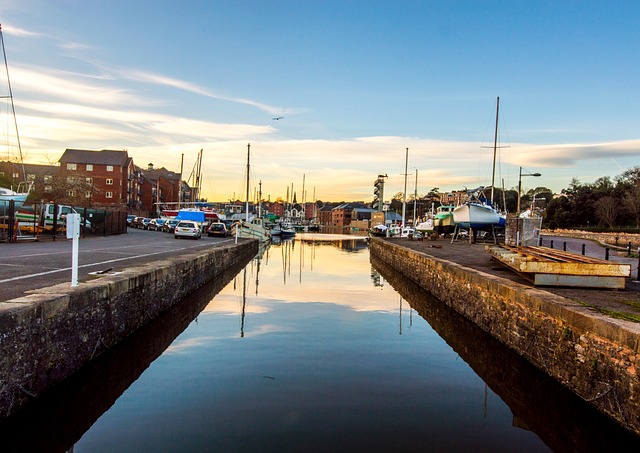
[371,254,640,452]
[0,257,250,453]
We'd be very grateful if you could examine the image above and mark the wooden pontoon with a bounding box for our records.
[486,245,631,289]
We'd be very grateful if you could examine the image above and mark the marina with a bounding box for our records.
[4,234,640,451]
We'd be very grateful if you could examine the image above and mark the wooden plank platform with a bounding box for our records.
[485,245,631,289]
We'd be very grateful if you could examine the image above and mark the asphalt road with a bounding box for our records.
[0,227,240,302]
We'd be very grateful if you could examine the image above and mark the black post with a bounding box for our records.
[563,241,567,252]
[637,248,640,281]
[581,244,586,255]
[550,240,554,249]
[605,247,610,261]
[628,242,632,257]
[52,203,58,241]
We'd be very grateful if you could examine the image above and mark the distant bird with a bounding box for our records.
[272,116,284,120]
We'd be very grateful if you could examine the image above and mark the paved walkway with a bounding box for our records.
[0,228,242,302]
[383,234,640,320]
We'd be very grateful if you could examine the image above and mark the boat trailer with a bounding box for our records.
[486,245,631,289]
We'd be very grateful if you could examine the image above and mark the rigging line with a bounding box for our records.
[0,24,25,179]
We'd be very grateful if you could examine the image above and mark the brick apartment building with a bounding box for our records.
[58,149,136,207]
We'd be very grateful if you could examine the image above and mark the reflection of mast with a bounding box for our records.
[240,267,247,338]
[399,297,403,335]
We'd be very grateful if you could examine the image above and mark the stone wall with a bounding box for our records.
[370,237,640,435]
[0,239,257,418]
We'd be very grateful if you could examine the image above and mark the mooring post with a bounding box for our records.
[563,241,567,252]
[628,242,632,257]
[581,244,586,255]
[550,240,554,249]
[637,247,640,281]
[605,247,610,261]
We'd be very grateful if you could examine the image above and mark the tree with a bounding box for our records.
[594,196,620,229]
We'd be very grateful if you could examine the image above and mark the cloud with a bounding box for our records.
[120,69,301,116]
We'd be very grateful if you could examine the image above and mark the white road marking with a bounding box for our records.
[0,241,230,284]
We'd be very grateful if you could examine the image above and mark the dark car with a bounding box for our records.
[162,219,180,233]
[148,218,166,231]
[140,218,152,230]
[126,215,136,226]
[131,216,145,229]
[207,222,229,237]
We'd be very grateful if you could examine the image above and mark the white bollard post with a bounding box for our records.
[66,213,81,287]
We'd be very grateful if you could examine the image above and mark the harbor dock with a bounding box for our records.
[370,236,640,436]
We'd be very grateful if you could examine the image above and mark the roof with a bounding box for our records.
[59,149,129,166]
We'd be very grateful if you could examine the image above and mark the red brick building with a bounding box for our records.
[58,149,135,207]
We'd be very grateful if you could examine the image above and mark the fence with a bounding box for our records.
[1,200,127,243]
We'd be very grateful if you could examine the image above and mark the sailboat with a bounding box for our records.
[0,24,31,209]
[453,97,507,231]
[231,144,270,242]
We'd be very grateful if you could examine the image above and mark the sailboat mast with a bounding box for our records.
[178,153,184,209]
[413,168,418,227]
[258,180,262,218]
[245,143,250,221]
[402,147,408,228]
[0,24,25,182]
[490,96,500,204]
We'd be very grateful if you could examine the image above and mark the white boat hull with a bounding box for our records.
[453,203,503,230]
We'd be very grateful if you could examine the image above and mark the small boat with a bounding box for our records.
[415,218,434,233]
[280,219,296,238]
[231,144,270,242]
[0,184,30,210]
[453,97,507,231]
[452,188,505,230]
[369,224,388,237]
[432,205,456,235]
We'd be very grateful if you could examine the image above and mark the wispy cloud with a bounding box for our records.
[120,69,299,116]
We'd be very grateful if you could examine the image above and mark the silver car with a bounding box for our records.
[174,221,201,239]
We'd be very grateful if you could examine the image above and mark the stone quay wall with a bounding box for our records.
[370,237,640,435]
[542,230,640,251]
[0,239,258,418]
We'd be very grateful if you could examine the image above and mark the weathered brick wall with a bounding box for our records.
[0,240,257,418]
[370,237,640,435]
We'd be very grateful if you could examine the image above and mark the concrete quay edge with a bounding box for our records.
[370,237,640,436]
[0,239,258,418]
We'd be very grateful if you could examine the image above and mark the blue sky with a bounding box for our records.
[0,0,638,202]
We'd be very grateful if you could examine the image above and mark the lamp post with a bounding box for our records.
[517,167,541,215]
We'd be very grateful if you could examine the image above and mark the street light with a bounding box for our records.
[517,167,541,215]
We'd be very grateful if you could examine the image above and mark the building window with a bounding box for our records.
[67,177,74,184]
[106,178,113,185]
[67,189,75,197]
[13,172,19,179]
[44,185,52,193]
[86,177,93,185]
[67,163,77,170]
[106,165,113,172]
[44,175,52,183]
[27,174,36,181]
[86,164,93,171]
[85,191,92,198]
[106,191,113,198]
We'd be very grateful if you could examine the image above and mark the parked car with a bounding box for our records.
[162,219,180,233]
[207,222,229,237]
[140,218,152,230]
[148,218,166,231]
[126,214,136,226]
[174,221,201,239]
[131,216,145,229]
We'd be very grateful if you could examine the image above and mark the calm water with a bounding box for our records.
[2,235,639,452]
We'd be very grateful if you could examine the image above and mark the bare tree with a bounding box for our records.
[594,196,620,229]
[624,183,640,228]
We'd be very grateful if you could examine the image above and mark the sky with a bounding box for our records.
[0,0,638,203]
